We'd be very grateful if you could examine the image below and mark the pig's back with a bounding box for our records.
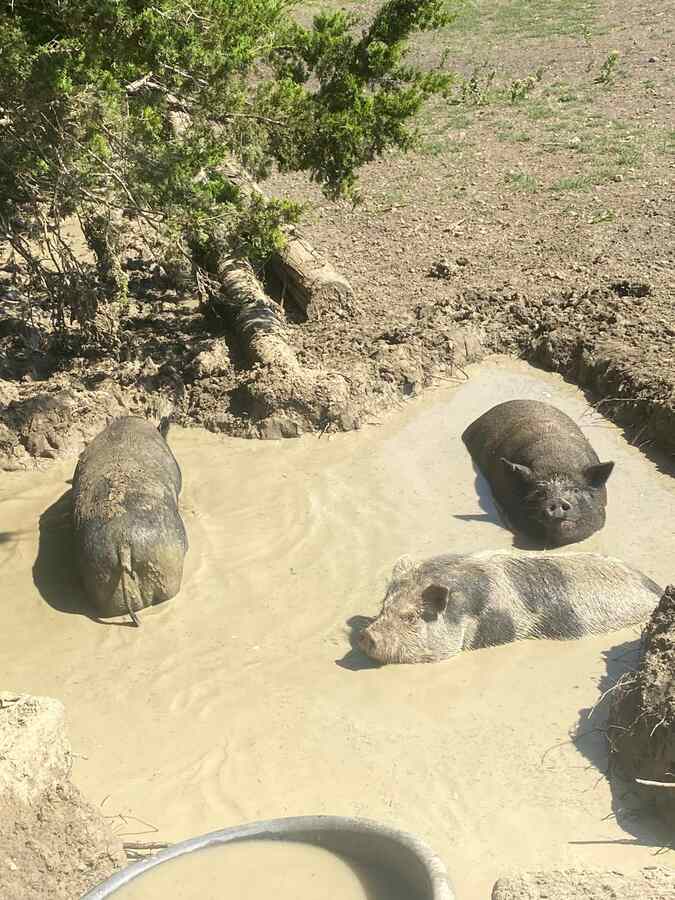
[463,399,598,475]
[484,551,661,639]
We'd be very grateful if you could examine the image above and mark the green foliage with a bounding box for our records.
[0,0,461,343]
[449,64,544,108]
[594,51,619,84]
[504,169,538,193]
[451,63,496,106]
[508,71,542,103]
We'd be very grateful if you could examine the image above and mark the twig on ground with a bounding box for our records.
[122,841,170,850]
[636,777,675,788]
[0,696,21,709]
[588,673,636,719]
[650,715,667,738]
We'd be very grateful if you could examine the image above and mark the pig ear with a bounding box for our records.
[421,584,449,620]
[583,461,614,488]
[501,458,534,483]
[392,555,415,579]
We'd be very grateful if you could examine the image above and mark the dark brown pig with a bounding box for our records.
[72,416,188,625]
[357,551,661,665]
[462,399,614,546]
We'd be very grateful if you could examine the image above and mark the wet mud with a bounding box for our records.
[2,357,674,899]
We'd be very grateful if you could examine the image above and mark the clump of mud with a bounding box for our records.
[608,585,675,826]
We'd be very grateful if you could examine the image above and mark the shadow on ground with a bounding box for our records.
[32,488,131,625]
[33,488,92,618]
[336,615,381,671]
[572,637,673,851]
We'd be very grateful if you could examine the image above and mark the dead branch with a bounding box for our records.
[635,777,675,788]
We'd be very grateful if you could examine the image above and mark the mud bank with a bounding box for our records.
[2,358,675,899]
[608,584,675,827]
[2,271,673,470]
[0,694,124,899]
[448,283,675,457]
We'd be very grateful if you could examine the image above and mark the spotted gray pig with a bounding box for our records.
[72,416,188,626]
[462,399,614,546]
[357,551,661,664]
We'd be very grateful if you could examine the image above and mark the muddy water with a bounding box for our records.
[2,356,675,900]
[115,840,413,900]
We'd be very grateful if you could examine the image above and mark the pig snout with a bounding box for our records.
[357,623,393,663]
[545,497,572,519]
[357,626,378,657]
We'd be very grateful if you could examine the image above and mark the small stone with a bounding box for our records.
[140,357,159,377]
[188,340,231,379]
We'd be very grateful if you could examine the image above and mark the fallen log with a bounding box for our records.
[268,225,354,322]
[154,84,358,436]
[128,76,355,320]
[200,239,357,438]
[204,248,297,370]
[217,158,356,321]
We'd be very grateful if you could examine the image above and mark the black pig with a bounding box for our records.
[462,399,614,546]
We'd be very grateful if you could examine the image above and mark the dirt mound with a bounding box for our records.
[492,867,675,899]
[608,585,675,826]
[2,783,124,900]
[0,274,486,467]
[0,381,129,471]
[0,694,124,899]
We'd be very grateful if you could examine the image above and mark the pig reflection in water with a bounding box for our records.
[114,840,417,900]
[357,551,662,665]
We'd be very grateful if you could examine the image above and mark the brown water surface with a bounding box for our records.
[3,357,674,899]
[114,839,414,900]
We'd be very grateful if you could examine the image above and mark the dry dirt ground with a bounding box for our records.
[0,0,673,467]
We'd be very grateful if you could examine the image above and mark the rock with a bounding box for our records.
[0,694,125,899]
[428,260,456,279]
[0,379,20,405]
[187,339,232,379]
[0,422,33,471]
[373,344,424,396]
[0,694,71,806]
[0,385,128,469]
[492,867,675,899]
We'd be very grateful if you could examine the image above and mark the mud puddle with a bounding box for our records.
[2,356,674,899]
